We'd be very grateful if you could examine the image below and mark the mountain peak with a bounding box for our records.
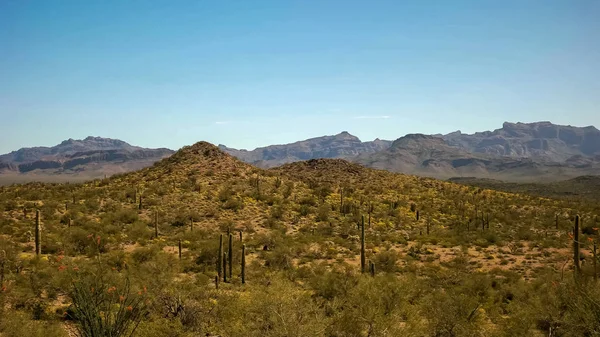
[334,131,360,140]
[173,141,225,159]
[390,134,447,150]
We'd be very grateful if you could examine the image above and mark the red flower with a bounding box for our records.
[126,306,133,311]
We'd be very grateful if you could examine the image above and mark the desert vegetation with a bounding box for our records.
[1,142,599,337]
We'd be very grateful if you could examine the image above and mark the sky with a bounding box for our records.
[1,0,599,153]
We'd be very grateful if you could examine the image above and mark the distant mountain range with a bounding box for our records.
[222,121,600,182]
[0,137,173,183]
[218,131,391,168]
[1,121,599,184]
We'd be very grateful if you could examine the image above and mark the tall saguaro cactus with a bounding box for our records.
[154,211,159,238]
[340,188,344,213]
[593,241,598,282]
[361,215,366,273]
[218,234,223,280]
[223,252,228,283]
[241,244,246,284]
[0,250,6,285]
[178,239,182,260]
[574,215,581,278]
[228,234,233,280]
[35,210,41,256]
[256,174,260,197]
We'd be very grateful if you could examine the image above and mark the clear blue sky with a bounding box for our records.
[1,0,599,153]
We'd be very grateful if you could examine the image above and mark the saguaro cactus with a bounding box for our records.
[0,250,6,285]
[218,234,223,280]
[223,252,228,283]
[256,175,261,196]
[241,244,246,284]
[215,275,219,290]
[35,210,41,255]
[178,239,182,260]
[574,215,581,278]
[594,242,598,282]
[369,261,375,277]
[361,215,366,273]
[416,210,420,221]
[239,230,243,242]
[228,234,233,280]
[482,213,486,231]
[154,211,159,238]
